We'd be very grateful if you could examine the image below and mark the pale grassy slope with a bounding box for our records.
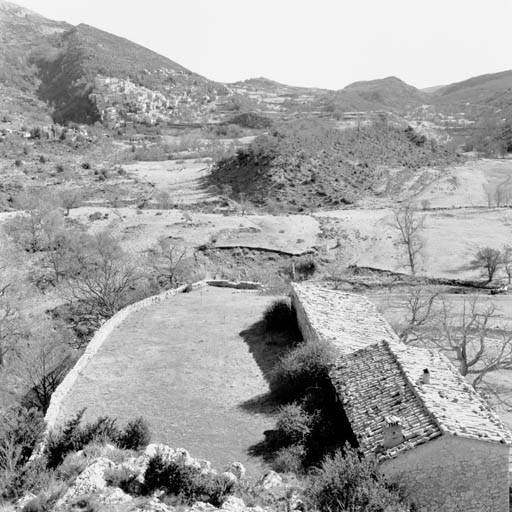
[53,286,287,476]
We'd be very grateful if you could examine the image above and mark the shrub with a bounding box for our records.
[0,407,45,470]
[118,417,151,450]
[272,444,306,474]
[20,478,66,512]
[46,412,147,469]
[57,453,88,482]
[104,466,140,494]
[14,159,22,167]
[263,300,296,333]
[143,454,235,506]
[69,495,98,512]
[1,457,54,499]
[270,341,334,402]
[274,403,315,446]
[307,447,412,512]
[290,257,316,281]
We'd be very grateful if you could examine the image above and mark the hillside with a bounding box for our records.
[0,0,69,91]
[316,77,427,115]
[432,70,512,118]
[0,2,232,125]
[209,120,458,210]
[29,24,231,124]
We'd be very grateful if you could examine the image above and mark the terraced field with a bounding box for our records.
[52,285,288,476]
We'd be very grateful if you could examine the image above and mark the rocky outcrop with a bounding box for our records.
[19,444,303,512]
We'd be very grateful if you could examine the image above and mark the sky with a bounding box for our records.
[12,0,512,90]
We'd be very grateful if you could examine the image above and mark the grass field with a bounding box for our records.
[53,286,289,476]
[70,207,320,255]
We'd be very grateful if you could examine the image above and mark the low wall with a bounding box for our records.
[41,278,264,444]
[43,280,209,436]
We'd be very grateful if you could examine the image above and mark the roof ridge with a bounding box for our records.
[382,340,447,436]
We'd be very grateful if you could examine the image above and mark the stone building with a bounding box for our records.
[291,283,512,512]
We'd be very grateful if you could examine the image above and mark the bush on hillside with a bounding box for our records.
[274,403,315,446]
[263,300,297,333]
[209,120,459,211]
[117,417,151,450]
[143,454,235,506]
[307,447,413,512]
[46,411,151,469]
[269,341,334,402]
[0,407,45,470]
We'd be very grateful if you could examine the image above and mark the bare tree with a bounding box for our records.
[18,334,74,412]
[433,297,512,389]
[502,245,512,284]
[391,203,426,275]
[472,247,501,283]
[58,187,82,216]
[63,232,140,319]
[388,290,512,392]
[0,280,23,366]
[388,287,440,344]
[146,237,188,288]
[239,192,248,216]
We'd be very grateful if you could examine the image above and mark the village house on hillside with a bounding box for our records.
[291,283,512,512]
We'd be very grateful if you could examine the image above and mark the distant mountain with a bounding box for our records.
[226,77,328,113]
[29,23,230,124]
[432,70,512,117]
[0,1,230,125]
[0,1,69,90]
[315,77,427,115]
[1,0,511,128]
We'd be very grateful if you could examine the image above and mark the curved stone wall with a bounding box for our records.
[43,280,208,435]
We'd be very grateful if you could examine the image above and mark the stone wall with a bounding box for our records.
[290,287,321,346]
[381,435,509,512]
[42,281,208,437]
[40,278,262,447]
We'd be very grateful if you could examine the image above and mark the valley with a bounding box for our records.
[1,0,512,510]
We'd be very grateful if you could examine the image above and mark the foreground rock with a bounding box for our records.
[17,444,302,512]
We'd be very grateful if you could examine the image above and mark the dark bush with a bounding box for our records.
[270,341,333,402]
[14,159,23,167]
[118,417,151,450]
[105,466,140,494]
[81,162,91,169]
[143,454,235,506]
[0,407,45,468]
[307,447,412,512]
[272,444,306,474]
[292,257,316,280]
[1,457,54,499]
[274,403,315,446]
[263,299,296,332]
[46,412,150,469]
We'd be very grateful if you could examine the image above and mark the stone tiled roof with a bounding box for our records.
[391,342,512,445]
[291,283,399,354]
[331,340,512,461]
[331,341,442,460]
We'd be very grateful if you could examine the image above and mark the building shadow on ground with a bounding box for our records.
[239,319,301,383]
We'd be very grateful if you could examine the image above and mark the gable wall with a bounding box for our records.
[380,435,509,512]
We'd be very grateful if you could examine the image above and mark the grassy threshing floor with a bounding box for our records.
[55,286,288,476]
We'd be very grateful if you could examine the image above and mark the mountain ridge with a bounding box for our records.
[0,0,511,126]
